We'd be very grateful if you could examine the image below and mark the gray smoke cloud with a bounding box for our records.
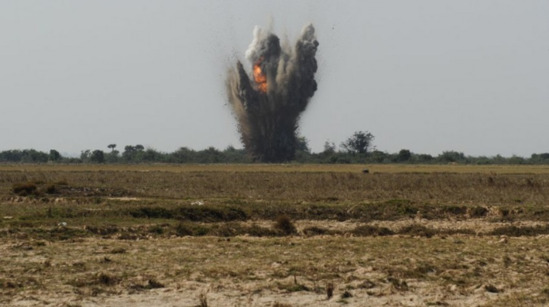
[226,24,319,162]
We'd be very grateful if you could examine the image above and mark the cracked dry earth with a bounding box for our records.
[3,222,549,307]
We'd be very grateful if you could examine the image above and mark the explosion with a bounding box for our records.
[226,24,319,162]
[253,58,268,92]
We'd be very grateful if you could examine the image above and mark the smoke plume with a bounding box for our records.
[227,24,319,162]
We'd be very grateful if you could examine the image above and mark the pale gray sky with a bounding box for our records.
[1,1,548,157]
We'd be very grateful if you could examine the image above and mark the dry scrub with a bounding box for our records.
[1,164,549,306]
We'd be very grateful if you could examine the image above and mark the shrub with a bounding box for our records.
[443,206,467,215]
[97,273,120,286]
[489,225,549,237]
[146,278,164,289]
[12,182,38,196]
[194,226,210,236]
[44,184,57,194]
[148,225,164,234]
[175,223,193,236]
[245,224,277,237]
[469,206,488,217]
[274,215,297,235]
[352,225,393,236]
[398,224,435,238]
[86,225,119,235]
[209,223,242,237]
[176,206,248,222]
[303,226,336,236]
[130,207,173,219]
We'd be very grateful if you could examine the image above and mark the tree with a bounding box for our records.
[323,141,336,154]
[0,150,23,162]
[294,136,312,162]
[438,151,466,163]
[223,146,248,163]
[368,150,389,163]
[105,146,120,163]
[396,149,412,162]
[531,153,549,164]
[142,148,162,162]
[21,149,48,163]
[169,147,195,163]
[90,150,105,163]
[416,154,434,163]
[122,145,136,161]
[341,131,374,154]
[49,149,61,162]
[80,150,91,162]
[197,147,223,163]
[508,155,525,165]
[296,136,310,153]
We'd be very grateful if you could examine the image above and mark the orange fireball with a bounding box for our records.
[253,59,267,93]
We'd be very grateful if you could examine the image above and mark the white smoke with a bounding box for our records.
[245,26,264,62]
[300,24,315,42]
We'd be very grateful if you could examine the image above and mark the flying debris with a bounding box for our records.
[226,24,319,162]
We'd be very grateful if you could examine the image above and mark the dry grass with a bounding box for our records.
[2,235,549,306]
[2,163,549,174]
[1,166,549,207]
[1,164,549,306]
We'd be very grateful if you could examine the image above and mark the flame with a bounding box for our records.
[253,59,267,93]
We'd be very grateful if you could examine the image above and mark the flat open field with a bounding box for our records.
[2,164,549,306]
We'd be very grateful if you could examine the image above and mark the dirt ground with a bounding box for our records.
[3,222,549,307]
[3,165,549,306]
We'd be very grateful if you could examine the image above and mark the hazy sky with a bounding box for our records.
[1,1,548,157]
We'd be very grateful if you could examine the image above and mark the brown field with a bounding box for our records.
[2,164,549,306]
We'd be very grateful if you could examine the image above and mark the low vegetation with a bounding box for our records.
[1,164,549,306]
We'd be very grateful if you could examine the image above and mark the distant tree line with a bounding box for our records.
[2,131,549,164]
